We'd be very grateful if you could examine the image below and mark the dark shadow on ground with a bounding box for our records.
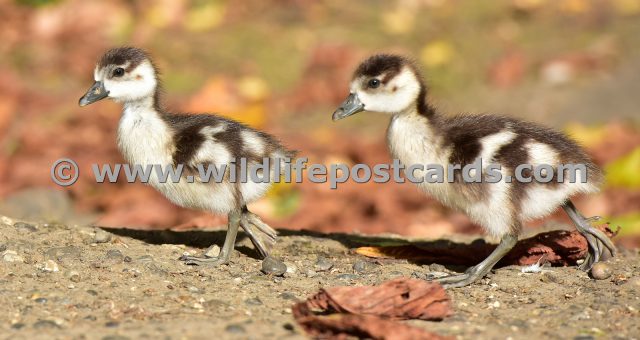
[100,225,601,269]
[101,226,264,259]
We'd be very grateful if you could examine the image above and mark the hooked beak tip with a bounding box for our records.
[332,93,365,122]
[332,110,344,121]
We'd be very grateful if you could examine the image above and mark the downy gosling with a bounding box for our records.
[79,47,293,266]
[333,54,615,288]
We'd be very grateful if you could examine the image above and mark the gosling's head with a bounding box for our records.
[79,47,158,106]
[332,54,425,121]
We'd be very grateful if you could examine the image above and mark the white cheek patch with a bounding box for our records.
[105,61,157,102]
[356,67,421,114]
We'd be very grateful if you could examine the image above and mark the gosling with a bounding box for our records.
[332,54,615,288]
[79,47,293,266]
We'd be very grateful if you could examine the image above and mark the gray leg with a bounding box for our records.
[180,210,241,266]
[239,208,277,259]
[562,200,616,270]
[433,234,518,288]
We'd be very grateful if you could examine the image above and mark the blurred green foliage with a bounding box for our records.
[15,0,60,7]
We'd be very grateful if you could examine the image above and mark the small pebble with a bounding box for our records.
[590,262,612,280]
[204,245,220,258]
[279,292,297,300]
[102,336,130,340]
[261,256,287,276]
[2,250,24,263]
[337,273,359,280]
[34,297,47,304]
[244,297,263,306]
[285,262,298,274]
[38,260,60,272]
[305,269,318,278]
[573,336,595,340]
[541,272,561,283]
[105,321,119,328]
[33,320,60,329]
[429,263,447,272]
[204,299,229,309]
[94,229,112,243]
[137,255,154,263]
[44,246,80,262]
[352,260,368,273]
[15,222,37,232]
[0,244,6,252]
[225,324,246,334]
[106,249,123,259]
[314,256,334,272]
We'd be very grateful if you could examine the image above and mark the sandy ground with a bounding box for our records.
[0,215,638,340]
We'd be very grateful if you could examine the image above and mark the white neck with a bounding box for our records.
[117,96,172,166]
[122,96,156,114]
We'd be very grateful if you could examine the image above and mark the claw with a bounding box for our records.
[246,213,278,241]
[180,254,229,266]
[564,201,617,272]
[180,251,229,265]
[433,272,483,289]
[239,211,277,259]
[585,216,601,223]
[586,226,617,256]
[578,221,617,271]
[425,234,518,288]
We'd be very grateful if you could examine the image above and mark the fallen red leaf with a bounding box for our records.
[292,278,452,339]
[292,310,451,340]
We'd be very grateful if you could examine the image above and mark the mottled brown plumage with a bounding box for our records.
[334,53,615,288]
[80,47,293,268]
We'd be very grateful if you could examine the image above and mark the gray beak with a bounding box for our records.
[332,93,365,121]
[79,81,109,107]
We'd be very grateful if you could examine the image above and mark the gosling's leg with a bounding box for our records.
[432,233,518,288]
[239,206,277,258]
[562,200,616,270]
[181,210,241,266]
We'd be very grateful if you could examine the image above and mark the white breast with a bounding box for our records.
[116,106,238,214]
[116,106,279,214]
[386,114,455,205]
[387,115,516,238]
[117,105,173,168]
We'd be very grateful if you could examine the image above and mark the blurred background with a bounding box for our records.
[0,0,639,246]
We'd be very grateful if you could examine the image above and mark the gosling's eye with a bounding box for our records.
[112,68,125,77]
[368,78,381,88]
